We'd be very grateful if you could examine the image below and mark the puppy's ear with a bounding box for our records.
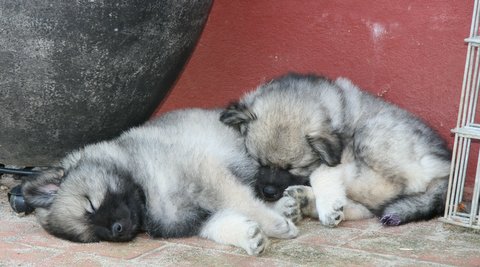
[306,132,343,167]
[22,167,65,208]
[220,102,256,134]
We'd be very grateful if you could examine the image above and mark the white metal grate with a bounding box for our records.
[441,0,480,229]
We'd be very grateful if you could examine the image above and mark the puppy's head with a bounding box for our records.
[254,166,310,201]
[221,73,344,177]
[22,165,146,242]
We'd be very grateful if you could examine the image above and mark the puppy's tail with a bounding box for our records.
[379,177,448,226]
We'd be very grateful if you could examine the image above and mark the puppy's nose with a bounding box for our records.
[112,222,123,236]
[262,185,279,199]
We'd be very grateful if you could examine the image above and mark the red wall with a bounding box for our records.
[155,0,473,149]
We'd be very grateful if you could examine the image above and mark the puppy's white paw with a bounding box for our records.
[316,198,345,227]
[242,221,268,256]
[262,216,299,239]
[274,195,302,223]
[199,210,269,256]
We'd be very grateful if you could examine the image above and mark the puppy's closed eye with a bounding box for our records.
[86,197,96,214]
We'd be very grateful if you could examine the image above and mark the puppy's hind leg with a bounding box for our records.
[199,209,268,256]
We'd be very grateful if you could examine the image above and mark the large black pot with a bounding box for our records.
[0,0,212,166]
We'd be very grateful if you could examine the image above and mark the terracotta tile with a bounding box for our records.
[0,186,478,267]
[375,219,445,236]
[0,240,60,265]
[12,229,81,250]
[39,252,134,267]
[68,237,168,260]
[135,244,293,267]
[295,225,365,247]
[264,240,442,267]
[162,235,239,253]
[39,253,105,267]
[340,218,384,231]
[343,221,480,267]
[0,220,40,240]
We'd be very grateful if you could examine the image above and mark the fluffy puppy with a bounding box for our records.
[221,73,451,227]
[23,108,298,255]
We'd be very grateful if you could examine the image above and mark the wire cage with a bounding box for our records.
[441,0,480,229]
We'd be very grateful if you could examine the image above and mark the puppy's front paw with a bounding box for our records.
[317,199,345,227]
[274,195,302,223]
[284,186,310,206]
[262,216,299,239]
[284,185,318,218]
[243,221,268,256]
[275,218,299,239]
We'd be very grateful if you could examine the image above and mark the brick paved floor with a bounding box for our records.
[0,175,479,266]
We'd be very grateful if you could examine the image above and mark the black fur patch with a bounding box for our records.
[89,183,146,242]
[306,132,344,167]
[146,206,212,238]
[220,102,256,132]
[254,166,310,202]
[43,170,146,243]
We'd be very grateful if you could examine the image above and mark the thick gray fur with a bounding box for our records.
[22,109,298,255]
[221,73,451,227]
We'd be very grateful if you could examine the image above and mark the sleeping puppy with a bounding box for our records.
[22,108,299,255]
[221,73,450,227]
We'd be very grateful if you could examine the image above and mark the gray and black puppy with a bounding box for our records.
[221,73,451,227]
[22,108,298,255]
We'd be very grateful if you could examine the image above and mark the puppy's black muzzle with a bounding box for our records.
[254,166,310,202]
